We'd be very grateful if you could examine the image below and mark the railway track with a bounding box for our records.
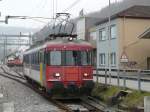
[54,97,104,112]
[0,66,107,112]
[1,66,25,80]
[5,66,25,79]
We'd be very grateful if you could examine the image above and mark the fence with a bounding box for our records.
[94,69,150,92]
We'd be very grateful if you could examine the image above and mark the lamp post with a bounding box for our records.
[108,0,112,84]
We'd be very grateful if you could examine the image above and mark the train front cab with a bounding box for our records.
[45,49,94,95]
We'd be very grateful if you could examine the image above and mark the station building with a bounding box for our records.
[96,5,150,70]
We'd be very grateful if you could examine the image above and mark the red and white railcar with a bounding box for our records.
[23,37,94,95]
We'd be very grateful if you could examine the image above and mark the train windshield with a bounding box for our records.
[65,51,92,66]
[47,51,92,66]
[50,51,61,65]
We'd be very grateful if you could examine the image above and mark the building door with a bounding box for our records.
[147,57,150,69]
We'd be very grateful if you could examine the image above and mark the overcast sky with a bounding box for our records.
[0,0,122,28]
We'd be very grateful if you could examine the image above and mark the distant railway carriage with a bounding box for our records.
[23,37,94,95]
[7,58,23,67]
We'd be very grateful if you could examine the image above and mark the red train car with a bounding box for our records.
[7,58,23,67]
[23,37,94,95]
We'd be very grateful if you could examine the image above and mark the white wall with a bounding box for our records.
[77,18,86,40]
[90,31,96,41]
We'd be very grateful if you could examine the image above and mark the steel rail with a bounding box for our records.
[0,66,76,112]
[1,66,25,80]
[0,66,107,112]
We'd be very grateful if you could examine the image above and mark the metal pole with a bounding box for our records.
[138,69,141,92]
[56,0,57,14]
[29,33,32,46]
[19,32,21,48]
[53,0,55,18]
[105,68,107,85]
[5,35,7,64]
[3,33,5,64]
[96,52,99,83]
[96,68,98,83]
[3,34,6,64]
[108,0,112,84]
[117,69,120,87]
[123,69,126,89]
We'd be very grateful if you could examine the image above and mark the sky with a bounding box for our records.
[0,0,121,29]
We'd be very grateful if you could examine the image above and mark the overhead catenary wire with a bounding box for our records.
[62,0,82,12]
[56,0,57,14]
[33,0,47,15]
[29,0,47,25]
[37,0,80,34]
[6,15,54,20]
[29,18,48,24]
[41,0,47,9]
[54,0,58,19]
[6,15,54,23]
[53,0,54,18]
[4,15,54,27]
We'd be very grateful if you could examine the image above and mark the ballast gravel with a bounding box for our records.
[0,66,64,112]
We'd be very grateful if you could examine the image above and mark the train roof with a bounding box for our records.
[24,38,93,55]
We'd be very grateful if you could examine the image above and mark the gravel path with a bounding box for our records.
[0,67,64,112]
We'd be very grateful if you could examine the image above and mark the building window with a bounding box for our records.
[110,52,116,66]
[99,28,106,41]
[110,25,117,39]
[99,53,105,66]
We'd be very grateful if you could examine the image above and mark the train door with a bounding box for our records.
[39,49,46,87]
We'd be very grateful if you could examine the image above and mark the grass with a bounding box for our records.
[91,83,150,108]
[92,83,121,103]
[121,91,150,107]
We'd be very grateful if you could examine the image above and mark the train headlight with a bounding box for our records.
[68,37,73,41]
[54,73,60,77]
[83,73,89,77]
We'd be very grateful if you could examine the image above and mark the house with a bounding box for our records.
[96,5,150,70]
[139,27,150,69]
